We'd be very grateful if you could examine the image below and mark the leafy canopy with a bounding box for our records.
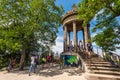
[78,0,120,52]
[0,0,63,53]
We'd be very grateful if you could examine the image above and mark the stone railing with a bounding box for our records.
[104,52,120,67]
[92,46,120,67]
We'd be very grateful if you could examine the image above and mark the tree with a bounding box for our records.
[78,0,120,52]
[0,0,63,70]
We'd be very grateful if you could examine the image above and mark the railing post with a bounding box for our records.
[116,55,120,66]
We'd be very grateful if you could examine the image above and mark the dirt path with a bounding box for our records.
[0,64,87,80]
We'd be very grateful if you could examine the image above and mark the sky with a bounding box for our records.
[52,0,120,56]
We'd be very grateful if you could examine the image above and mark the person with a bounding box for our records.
[35,55,38,68]
[79,40,83,51]
[50,54,54,63]
[50,53,54,66]
[41,55,46,69]
[46,54,51,69]
[12,58,16,68]
[46,54,51,63]
[29,54,36,76]
[7,58,12,72]
[87,42,93,58]
[69,41,73,52]
[59,53,64,69]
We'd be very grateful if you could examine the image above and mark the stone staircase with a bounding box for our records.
[78,52,120,80]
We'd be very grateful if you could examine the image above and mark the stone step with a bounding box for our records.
[88,67,120,71]
[86,73,120,80]
[90,70,120,76]
[88,65,120,69]
[88,61,110,64]
[85,61,111,65]
[86,63,113,66]
[87,65,116,68]
[84,58,104,62]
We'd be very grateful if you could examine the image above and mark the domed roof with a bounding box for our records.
[62,4,78,23]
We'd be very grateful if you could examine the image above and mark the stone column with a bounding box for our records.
[76,31,78,51]
[87,24,91,40]
[73,21,77,52]
[82,29,85,49]
[84,26,88,52]
[63,26,67,52]
[68,31,70,47]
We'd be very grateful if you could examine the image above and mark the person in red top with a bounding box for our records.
[46,54,51,70]
[47,54,51,63]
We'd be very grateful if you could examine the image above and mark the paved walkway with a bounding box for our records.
[0,64,87,80]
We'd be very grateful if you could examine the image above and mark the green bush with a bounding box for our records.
[0,56,8,69]
[103,53,111,61]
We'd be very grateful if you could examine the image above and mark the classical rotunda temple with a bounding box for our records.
[62,5,91,52]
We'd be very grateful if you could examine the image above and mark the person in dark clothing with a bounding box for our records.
[87,42,93,58]
[7,59,12,72]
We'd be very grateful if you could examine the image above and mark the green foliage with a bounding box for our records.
[92,19,120,52]
[103,53,111,61]
[78,0,120,52]
[0,0,63,68]
[0,0,63,52]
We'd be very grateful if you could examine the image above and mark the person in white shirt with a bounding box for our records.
[29,54,36,76]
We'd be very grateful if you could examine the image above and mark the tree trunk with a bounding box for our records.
[19,48,26,70]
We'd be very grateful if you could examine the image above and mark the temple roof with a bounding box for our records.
[62,4,78,23]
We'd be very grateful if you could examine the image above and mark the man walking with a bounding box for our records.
[29,54,36,76]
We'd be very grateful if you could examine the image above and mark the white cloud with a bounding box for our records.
[91,32,97,38]
[93,9,104,21]
[52,36,63,54]
[92,42,96,46]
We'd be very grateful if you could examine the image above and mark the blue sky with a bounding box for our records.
[55,0,81,13]
[52,0,120,56]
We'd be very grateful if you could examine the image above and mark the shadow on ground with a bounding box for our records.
[4,64,83,77]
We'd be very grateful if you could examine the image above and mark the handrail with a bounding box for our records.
[105,52,120,67]
[92,45,120,67]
